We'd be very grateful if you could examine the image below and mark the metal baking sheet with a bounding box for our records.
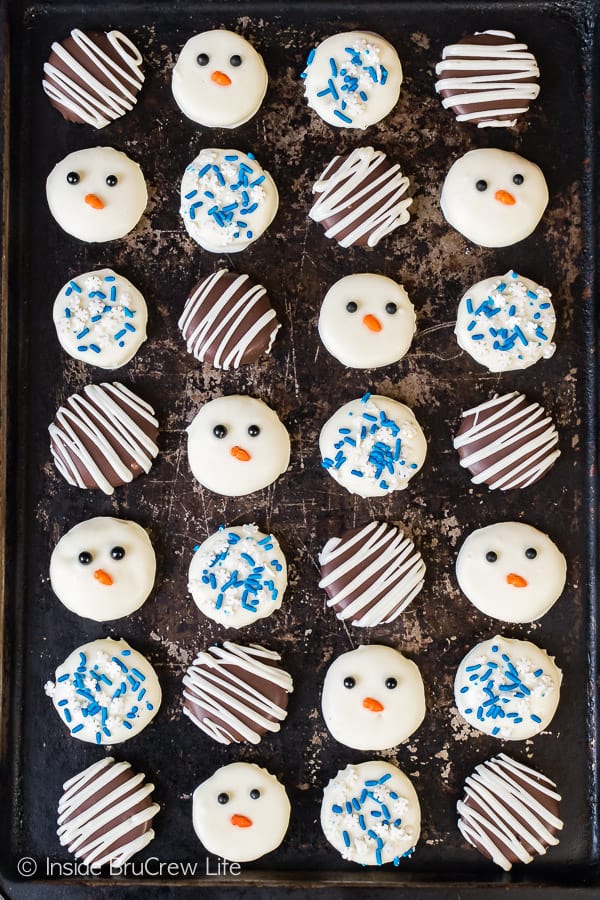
[1,0,598,893]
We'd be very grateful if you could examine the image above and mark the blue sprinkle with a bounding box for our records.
[71,724,84,734]
[198,164,211,177]
[64,308,71,318]
[332,804,343,814]
[110,286,116,302]
[224,154,239,161]
[342,831,351,848]
[89,344,101,354]
[530,714,542,723]
[185,189,198,199]
[77,345,88,352]
[70,280,82,293]
[76,328,89,340]
[114,329,127,340]
[333,109,352,123]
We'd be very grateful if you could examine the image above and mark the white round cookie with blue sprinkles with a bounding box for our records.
[455,271,556,372]
[321,760,421,866]
[53,268,147,369]
[454,635,562,740]
[188,524,287,628]
[302,31,402,129]
[320,393,427,497]
[44,637,161,745]
[180,149,278,252]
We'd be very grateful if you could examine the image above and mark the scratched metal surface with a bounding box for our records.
[1,0,598,889]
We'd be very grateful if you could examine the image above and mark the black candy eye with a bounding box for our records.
[513,173,524,185]
[105,175,118,187]
[213,424,227,439]
[385,302,398,315]
[197,53,209,66]
[110,546,125,560]
[476,179,488,192]
[250,788,260,799]
[217,792,229,804]
[78,551,93,565]
[66,171,80,185]
[343,676,356,689]
[230,54,242,67]
[485,550,498,563]
[385,677,397,689]
[346,301,358,313]
[525,547,537,559]
[247,425,260,437]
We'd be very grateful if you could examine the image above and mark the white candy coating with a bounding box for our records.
[321,761,421,865]
[193,762,290,862]
[50,517,156,622]
[318,273,415,368]
[454,636,562,740]
[172,30,267,127]
[187,395,290,496]
[46,147,147,243]
[441,148,548,247]
[53,268,147,369]
[303,32,402,129]
[456,522,566,624]
[180,149,278,252]
[321,645,425,750]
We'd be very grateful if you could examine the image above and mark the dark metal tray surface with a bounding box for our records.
[1,0,598,893]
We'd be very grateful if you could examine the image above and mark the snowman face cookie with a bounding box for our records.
[46,147,147,243]
[50,517,156,621]
[192,762,290,862]
[187,395,290,496]
[318,273,416,368]
[172,30,268,128]
[456,521,566,623]
[321,645,425,750]
[440,148,548,247]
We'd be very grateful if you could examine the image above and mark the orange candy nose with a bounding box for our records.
[84,193,105,209]
[211,70,232,86]
[495,189,516,206]
[363,313,383,333]
[94,569,114,586]
[231,445,251,462]
[506,572,528,588]
[231,814,253,828]
[363,696,384,712]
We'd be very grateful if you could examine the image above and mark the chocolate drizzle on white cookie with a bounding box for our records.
[319,521,425,627]
[457,754,563,871]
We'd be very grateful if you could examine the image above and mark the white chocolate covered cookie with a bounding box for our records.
[456,522,566,623]
[187,395,290,496]
[454,636,562,739]
[302,31,402,129]
[321,645,425,750]
[192,762,290,862]
[320,393,426,497]
[172,30,267,128]
[50,517,156,622]
[318,273,415,368]
[46,146,147,243]
[180,149,278,252]
[321,761,420,866]
[440,148,548,247]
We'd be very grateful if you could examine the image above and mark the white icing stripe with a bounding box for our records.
[457,754,562,872]
[183,642,293,745]
[43,29,144,128]
[58,758,159,868]
[310,147,411,248]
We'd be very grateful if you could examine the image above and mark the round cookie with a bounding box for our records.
[50,517,156,622]
[320,393,426,497]
[49,382,159,495]
[192,762,290,862]
[321,761,420,866]
[180,149,278,253]
[318,273,415,368]
[454,636,562,740]
[309,146,412,248]
[321,645,425,750]
[178,270,280,369]
[319,521,425,627]
[53,268,148,369]
[57,757,159,867]
[441,148,548,247]
[187,395,290,496]
[44,637,161,744]
[457,754,563,871]
[42,29,144,128]
[455,271,556,372]
[188,524,287,627]
[302,31,402,129]
[46,147,147,243]
[183,641,293,744]
[456,522,566,623]
[435,30,540,128]
[453,391,560,491]
[172,30,267,128]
